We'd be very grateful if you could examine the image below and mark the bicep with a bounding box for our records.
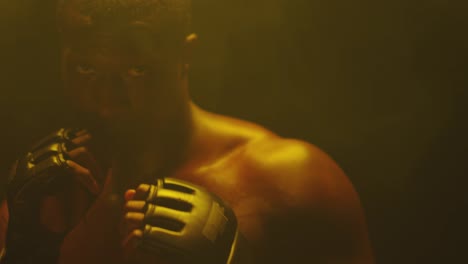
[258,202,373,264]
[243,139,374,263]
[261,152,374,262]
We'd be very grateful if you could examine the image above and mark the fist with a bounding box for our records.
[37,128,103,232]
[121,185,166,264]
[121,178,239,264]
[58,169,124,264]
[4,128,104,262]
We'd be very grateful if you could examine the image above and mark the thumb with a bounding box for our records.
[94,169,122,208]
[101,168,115,195]
[84,169,121,225]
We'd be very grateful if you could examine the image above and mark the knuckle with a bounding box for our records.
[6,128,87,208]
[132,229,143,236]
[77,146,88,154]
[136,184,150,194]
[126,211,138,218]
[125,201,143,212]
[81,145,89,151]
[65,159,76,168]
[82,168,92,176]
[124,212,133,220]
[125,211,143,222]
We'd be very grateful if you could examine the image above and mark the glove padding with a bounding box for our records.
[138,178,242,264]
[4,128,83,263]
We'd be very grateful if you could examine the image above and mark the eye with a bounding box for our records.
[127,66,147,77]
[75,64,96,75]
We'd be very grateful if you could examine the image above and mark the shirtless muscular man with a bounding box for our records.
[0,0,374,263]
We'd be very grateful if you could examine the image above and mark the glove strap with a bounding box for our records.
[227,231,255,264]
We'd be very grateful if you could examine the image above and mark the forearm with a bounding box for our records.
[0,201,7,263]
[58,220,120,264]
[58,222,93,264]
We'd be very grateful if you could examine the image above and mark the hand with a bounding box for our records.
[121,178,240,264]
[40,129,103,233]
[121,185,169,264]
[4,128,104,262]
[58,169,124,264]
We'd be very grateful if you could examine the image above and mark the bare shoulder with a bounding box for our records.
[196,112,373,262]
[233,135,374,263]
[203,112,360,210]
[241,137,355,208]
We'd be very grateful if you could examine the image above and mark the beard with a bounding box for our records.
[70,110,162,192]
[64,103,189,193]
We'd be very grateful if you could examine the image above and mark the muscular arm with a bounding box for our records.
[0,200,8,260]
[244,139,374,264]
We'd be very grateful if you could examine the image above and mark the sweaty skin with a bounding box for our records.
[0,2,374,263]
[1,109,374,264]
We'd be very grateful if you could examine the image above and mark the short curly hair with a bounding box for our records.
[56,0,192,45]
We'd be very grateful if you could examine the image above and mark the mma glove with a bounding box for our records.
[127,178,252,264]
[3,128,86,263]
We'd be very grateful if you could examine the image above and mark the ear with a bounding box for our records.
[182,33,198,66]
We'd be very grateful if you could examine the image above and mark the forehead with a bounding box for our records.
[66,27,154,52]
[58,2,184,57]
[63,27,181,63]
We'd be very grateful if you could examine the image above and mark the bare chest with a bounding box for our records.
[64,151,274,262]
[172,154,273,244]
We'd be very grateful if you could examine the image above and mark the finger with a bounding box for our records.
[99,169,120,205]
[123,212,145,234]
[124,200,146,215]
[64,132,91,151]
[74,129,89,137]
[134,184,151,200]
[82,169,120,228]
[125,190,136,201]
[67,146,103,181]
[67,146,90,160]
[70,133,92,147]
[124,212,145,225]
[67,160,100,195]
[101,169,114,194]
[122,229,143,260]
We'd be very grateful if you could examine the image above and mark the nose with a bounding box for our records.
[96,73,129,117]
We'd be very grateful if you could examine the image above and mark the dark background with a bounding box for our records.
[0,1,467,263]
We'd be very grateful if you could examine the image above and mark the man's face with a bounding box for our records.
[60,26,188,139]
